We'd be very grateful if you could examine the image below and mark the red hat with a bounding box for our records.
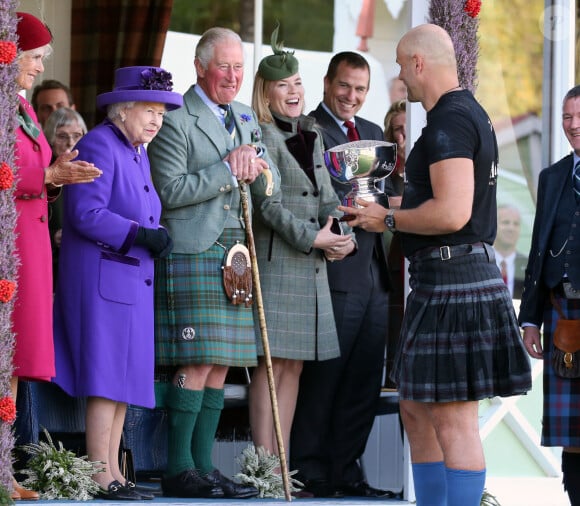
[16,12,52,51]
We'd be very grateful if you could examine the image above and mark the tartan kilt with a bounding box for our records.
[541,293,580,447]
[390,247,532,402]
[154,228,257,368]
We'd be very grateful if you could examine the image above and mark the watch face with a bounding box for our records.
[385,211,395,231]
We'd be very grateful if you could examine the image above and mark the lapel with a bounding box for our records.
[310,104,348,148]
[540,155,574,248]
[185,88,231,153]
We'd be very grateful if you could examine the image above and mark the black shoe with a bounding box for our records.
[201,468,259,499]
[340,480,395,498]
[125,480,156,500]
[301,479,343,498]
[162,469,224,498]
[96,480,142,500]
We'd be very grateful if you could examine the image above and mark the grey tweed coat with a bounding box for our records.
[253,114,354,360]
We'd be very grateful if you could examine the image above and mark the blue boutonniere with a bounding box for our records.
[251,129,261,143]
[240,113,252,123]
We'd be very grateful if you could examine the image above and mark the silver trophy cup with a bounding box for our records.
[324,140,397,218]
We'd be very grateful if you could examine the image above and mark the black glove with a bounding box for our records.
[135,226,173,258]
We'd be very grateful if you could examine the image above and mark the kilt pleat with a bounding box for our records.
[154,229,257,367]
[390,249,531,402]
[542,294,580,447]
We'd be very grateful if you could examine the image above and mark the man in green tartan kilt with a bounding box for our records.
[148,27,279,499]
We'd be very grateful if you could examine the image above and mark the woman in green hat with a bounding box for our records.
[249,27,356,462]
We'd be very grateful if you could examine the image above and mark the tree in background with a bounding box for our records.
[477,0,544,121]
[170,0,333,51]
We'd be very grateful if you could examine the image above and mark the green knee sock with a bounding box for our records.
[191,387,224,474]
[165,386,203,477]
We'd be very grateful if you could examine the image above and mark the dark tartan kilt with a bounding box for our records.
[390,247,532,402]
[541,293,580,447]
[154,228,257,368]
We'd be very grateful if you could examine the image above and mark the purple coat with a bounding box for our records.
[53,120,161,408]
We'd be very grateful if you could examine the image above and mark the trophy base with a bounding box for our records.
[340,191,389,221]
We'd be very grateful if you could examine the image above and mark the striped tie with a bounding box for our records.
[574,161,580,202]
[219,104,235,139]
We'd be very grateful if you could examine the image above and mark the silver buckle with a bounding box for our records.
[439,246,451,260]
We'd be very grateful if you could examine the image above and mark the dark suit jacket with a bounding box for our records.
[309,104,391,293]
[519,153,574,326]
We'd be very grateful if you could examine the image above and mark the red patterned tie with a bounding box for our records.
[344,120,360,142]
[500,260,508,285]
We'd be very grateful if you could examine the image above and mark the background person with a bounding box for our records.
[388,76,407,105]
[148,27,276,500]
[249,30,355,464]
[290,51,394,499]
[493,204,527,299]
[383,98,406,195]
[519,84,580,506]
[341,24,531,506]
[10,12,101,501]
[43,107,88,290]
[31,78,76,127]
[52,66,181,500]
[383,98,406,388]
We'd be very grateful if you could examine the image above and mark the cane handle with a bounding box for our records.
[262,168,274,196]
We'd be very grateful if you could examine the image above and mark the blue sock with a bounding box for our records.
[446,467,486,506]
[412,461,446,506]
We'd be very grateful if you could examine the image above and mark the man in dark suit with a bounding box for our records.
[290,51,395,498]
[519,84,580,506]
[493,204,528,299]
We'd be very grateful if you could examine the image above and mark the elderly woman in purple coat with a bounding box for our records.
[52,66,182,501]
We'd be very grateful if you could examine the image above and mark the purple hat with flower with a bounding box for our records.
[96,66,183,111]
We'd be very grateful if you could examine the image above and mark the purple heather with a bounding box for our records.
[429,0,480,94]
[0,0,19,495]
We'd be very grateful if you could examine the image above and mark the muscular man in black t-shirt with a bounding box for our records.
[342,24,531,506]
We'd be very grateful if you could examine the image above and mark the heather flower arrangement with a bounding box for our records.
[140,67,174,91]
[0,0,19,500]
[19,429,103,500]
[429,0,481,93]
[235,444,302,498]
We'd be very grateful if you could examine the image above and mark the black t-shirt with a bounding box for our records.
[401,89,498,257]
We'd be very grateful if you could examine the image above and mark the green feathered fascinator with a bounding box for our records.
[257,23,299,81]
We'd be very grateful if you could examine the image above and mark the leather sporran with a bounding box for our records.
[222,242,253,307]
[552,319,580,378]
[551,292,580,378]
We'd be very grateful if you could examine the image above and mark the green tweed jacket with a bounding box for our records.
[252,114,355,361]
[148,85,279,254]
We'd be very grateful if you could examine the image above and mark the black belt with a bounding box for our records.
[409,242,489,262]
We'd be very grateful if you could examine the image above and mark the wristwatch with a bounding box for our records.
[384,209,396,232]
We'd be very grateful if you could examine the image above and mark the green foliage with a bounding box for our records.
[477,0,544,120]
[18,429,103,501]
[0,483,13,505]
[169,0,333,50]
[235,444,302,498]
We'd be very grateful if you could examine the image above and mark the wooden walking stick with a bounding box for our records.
[239,172,292,501]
